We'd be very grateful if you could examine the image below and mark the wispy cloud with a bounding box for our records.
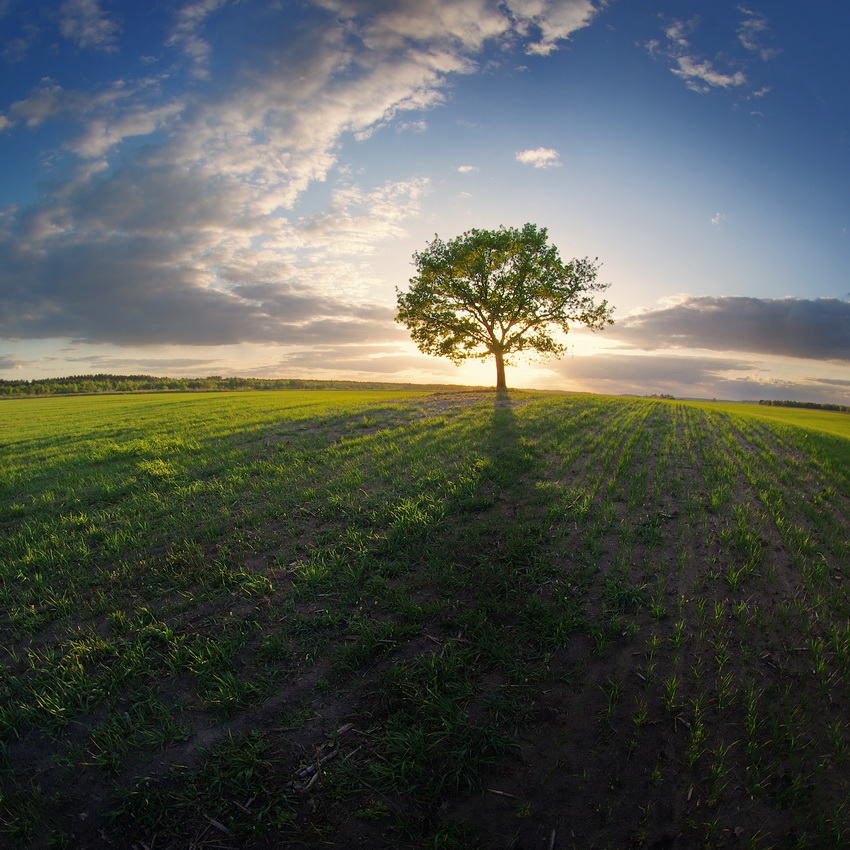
[272,346,456,378]
[737,7,779,61]
[2,33,38,64]
[672,56,745,92]
[4,77,170,145]
[610,295,850,362]
[396,119,428,133]
[65,355,221,374]
[167,0,230,78]
[646,13,767,95]
[515,147,562,168]
[59,0,120,52]
[0,353,23,370]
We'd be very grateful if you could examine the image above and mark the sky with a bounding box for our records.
[0,0,849,401]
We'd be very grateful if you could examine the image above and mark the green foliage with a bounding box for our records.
[396,223,613,387]
[0,374,462,397]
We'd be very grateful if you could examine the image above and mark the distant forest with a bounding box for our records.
[0,374,459,397]
[759,399,849,413]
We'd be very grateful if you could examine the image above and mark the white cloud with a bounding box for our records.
[457,164,478,173]
[59,0,120,52]
[673,56,746,92]
[510,0,599,56]
[515,146,562,168]
[711,212,725,225]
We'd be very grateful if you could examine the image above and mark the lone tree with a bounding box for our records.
[396,223,614,390]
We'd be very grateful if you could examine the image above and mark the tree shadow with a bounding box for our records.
[487,390,533,491]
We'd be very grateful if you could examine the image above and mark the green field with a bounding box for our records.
[2,389,850,848]
[682,400,850,441]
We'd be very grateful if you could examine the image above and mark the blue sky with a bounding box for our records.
[1,0,848,400]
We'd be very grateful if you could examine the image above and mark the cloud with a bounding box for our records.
[557,351,761,396]
[515,146,562,168]
[6,80,87,128]
[59,0,120,52]
[663,19,693,49]
[5,77,167,144]
[54,156,266,236]
[64,355,221,373]
[62,350,448,380]
[1,163,422,347]
[167,0,230,78]
[555,351,850,402]
[711,212,725,225]
[0,221,408,347]
[298,178,431,257]
[610,296,850,362]
[0,0,603,355]
[510,0,598,56]
[672,56,746,92]
[457,164,478,173]
[70,101,184,158]
[647,15,758,95]
[737,7,779,62]
[274,347,456,376]
[810,376,850,389]
[318,0,598,56]
[2,34,37,64]
[397,119,428,132]
[0,353,23,370]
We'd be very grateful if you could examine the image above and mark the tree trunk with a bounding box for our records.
[494,351,507,391]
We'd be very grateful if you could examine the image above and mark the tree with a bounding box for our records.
[396,223,614,390]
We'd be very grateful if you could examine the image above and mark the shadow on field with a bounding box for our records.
[486,390,534,491]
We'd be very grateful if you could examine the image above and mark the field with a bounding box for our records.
[2,389,850,849]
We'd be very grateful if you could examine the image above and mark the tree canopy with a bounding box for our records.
[396,223,614,389]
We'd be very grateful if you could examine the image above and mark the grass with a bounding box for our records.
[683,399,850,440]
[1,388,850,848]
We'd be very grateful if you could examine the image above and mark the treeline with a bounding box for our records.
[759,399,849,413]
[0,374,456,397]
